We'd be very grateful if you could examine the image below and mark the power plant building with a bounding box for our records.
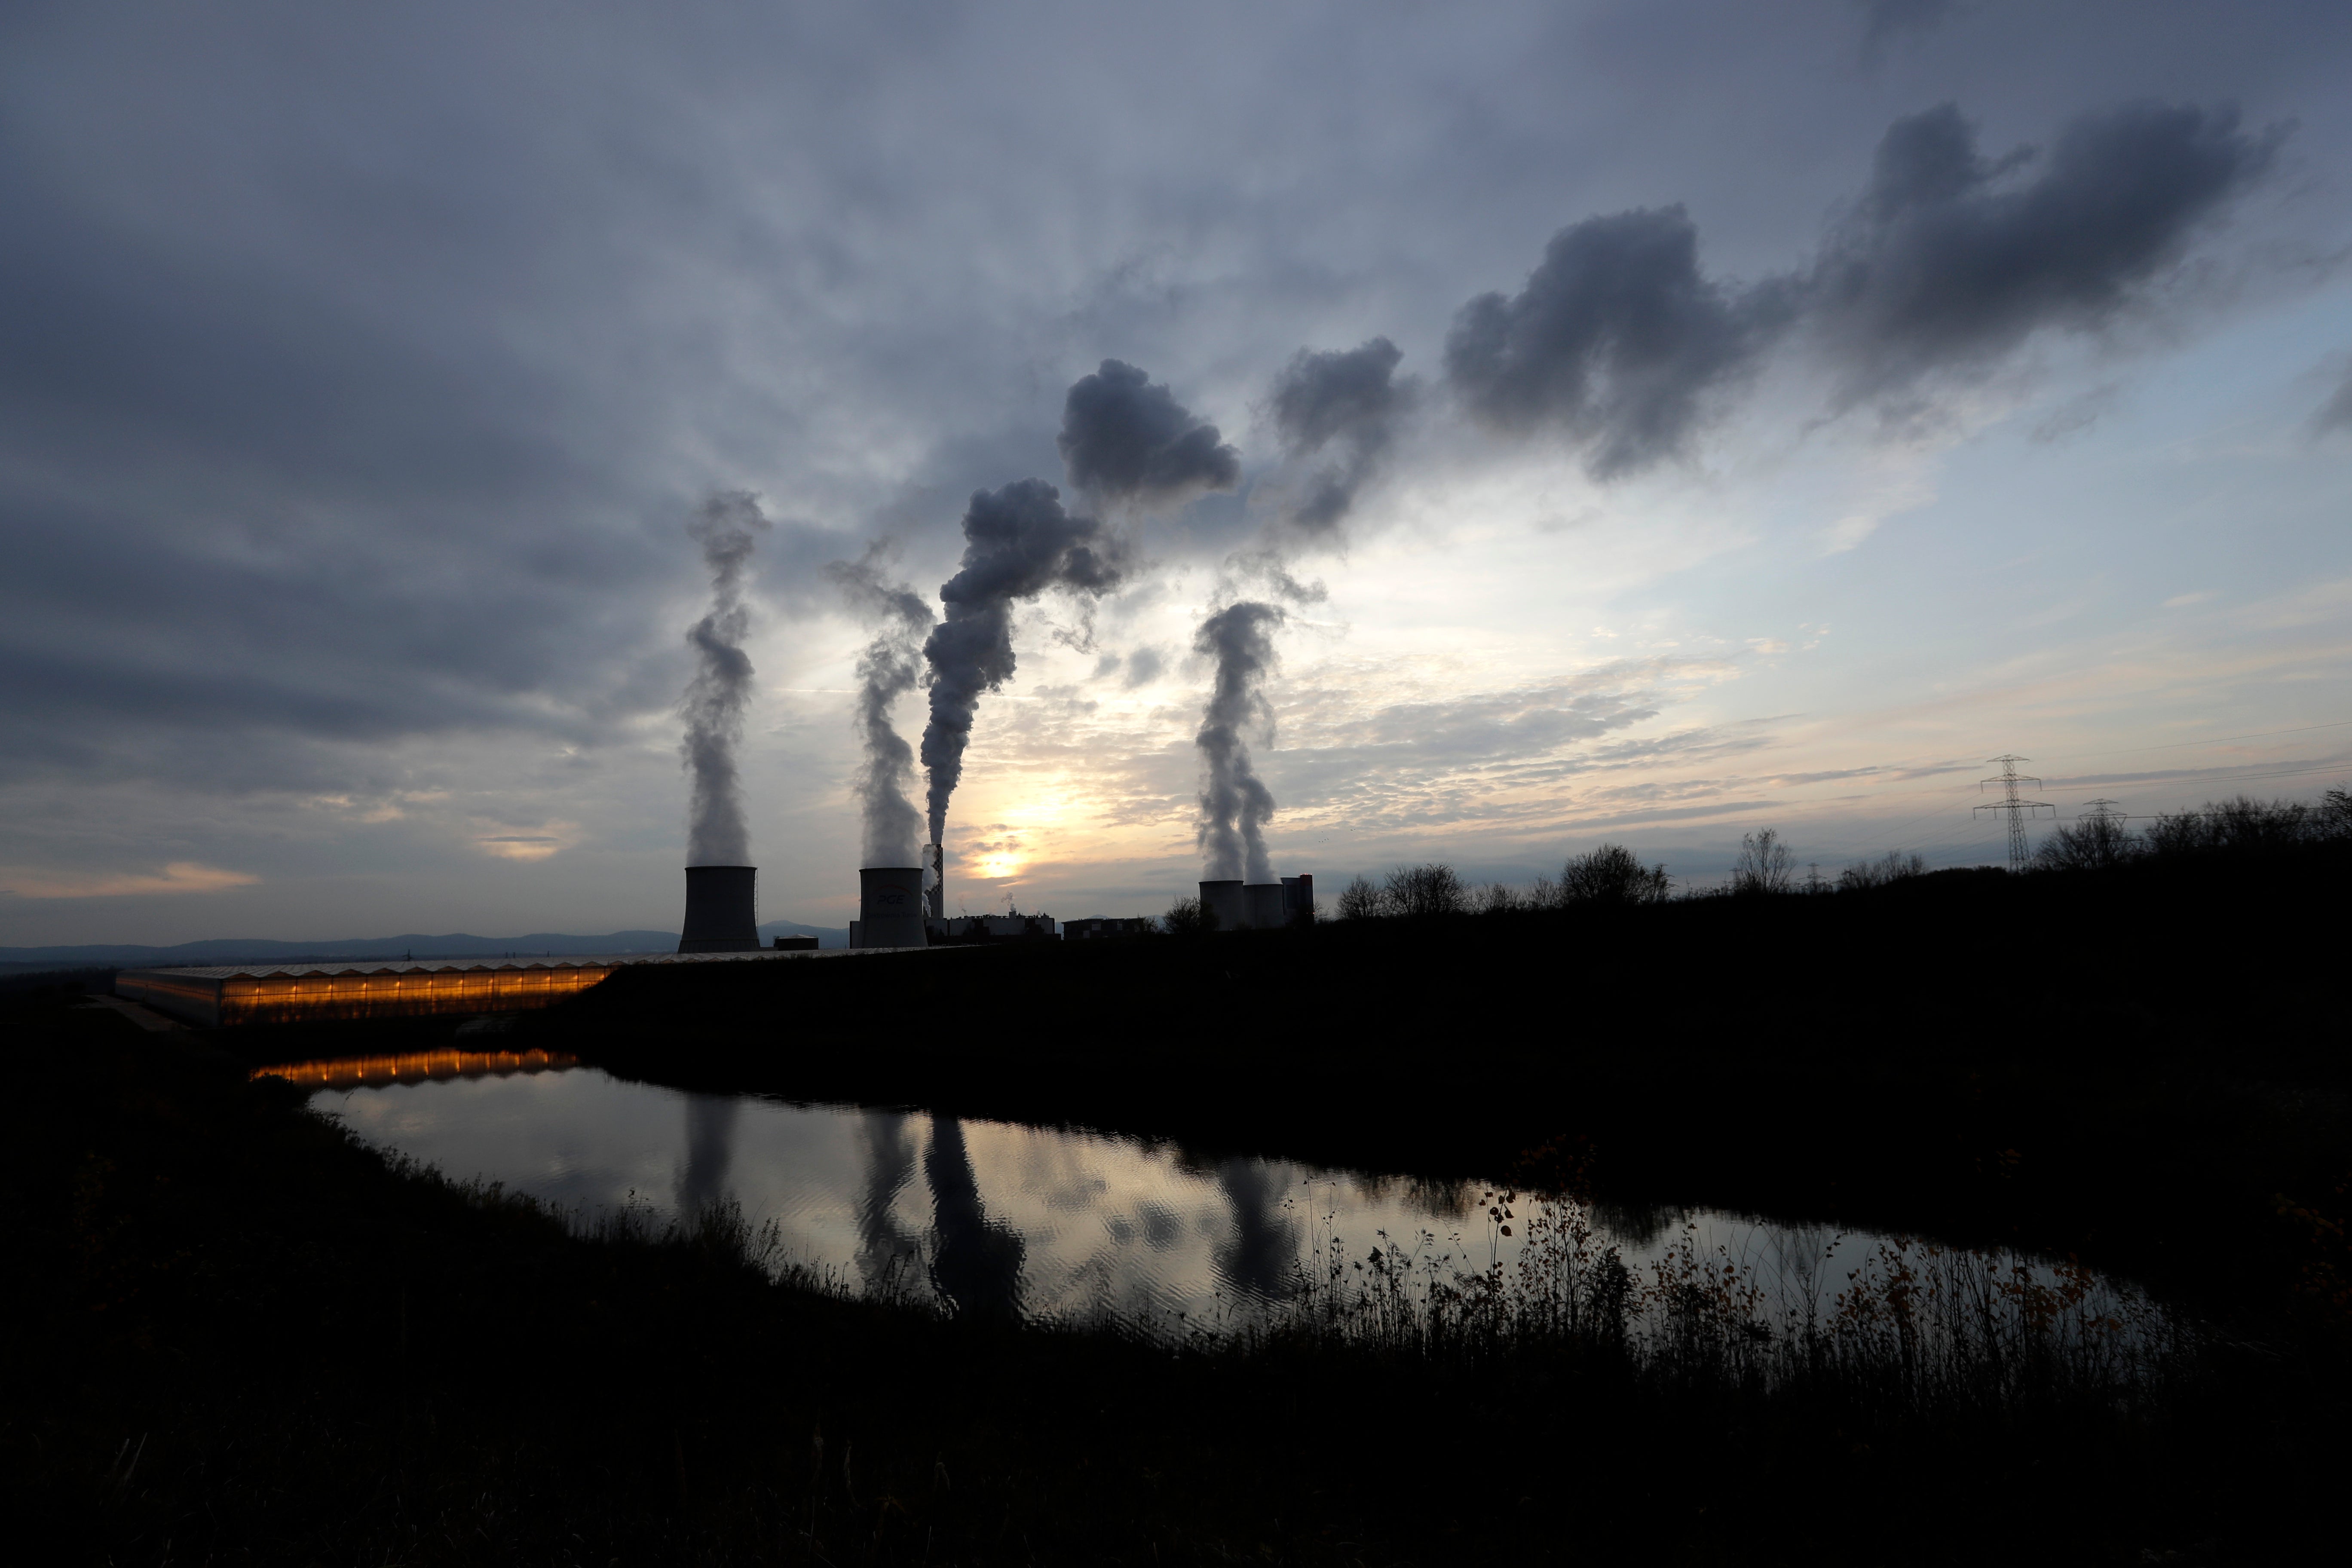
[1198,873,1314,931]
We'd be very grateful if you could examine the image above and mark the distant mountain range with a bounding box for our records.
[0,919,848,968]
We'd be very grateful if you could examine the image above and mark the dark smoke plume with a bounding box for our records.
[829,545,934,867]
[1193,600,1285,884]
[1270,336,1412,535]
[1058,358,1241,508]
[1444,101,2277,478]
[920,479,1127,844]
[1444,207,1796,479]
[680,491,770,866]
[1806,101,2279,405]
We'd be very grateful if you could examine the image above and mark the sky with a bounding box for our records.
[3,0,2350,944]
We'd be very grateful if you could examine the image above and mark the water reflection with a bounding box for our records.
[309,1064,2141,1342]
[678,1095,738,1217]
[925,1116,1026,1322]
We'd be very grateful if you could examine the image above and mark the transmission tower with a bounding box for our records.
[1975,754,2056,872]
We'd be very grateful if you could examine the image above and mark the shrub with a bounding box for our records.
[1558,843,1672,906]
[2035,815,2140,873]
[1384,863,1467,918]
[1160,895,1209,935]
[1839,850,1928,891]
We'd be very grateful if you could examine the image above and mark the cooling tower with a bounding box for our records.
[923,842,944,923]
[1199,879,1248,932]
[678,866,761,952]
[1282,873,1315,925]
[1245,883,1288,930]
[856,867,929,949]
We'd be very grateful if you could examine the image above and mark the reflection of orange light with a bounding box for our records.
[253,1048,579,1090]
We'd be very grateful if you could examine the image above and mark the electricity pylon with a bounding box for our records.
[1975,754,2056,872]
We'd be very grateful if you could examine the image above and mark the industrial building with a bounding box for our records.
[1064,916,1154,940]
[1198,873,1314,931]
[113,946,814,1029]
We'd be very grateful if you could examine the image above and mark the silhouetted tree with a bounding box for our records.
[1384,862,1466,918]
[1334,875,1384,920]
[1558,843,1672,906]
[2035,814,2140,872]
[1730,829,1795,895]
[2145,794,2318,857]
[1481,881,1527,913]
[1161,894,1209,935]
[1838,849,1927,891]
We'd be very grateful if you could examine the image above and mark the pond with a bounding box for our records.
[291,1052,2166,1359]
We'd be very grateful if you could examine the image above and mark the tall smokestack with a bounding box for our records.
[924,842,944,924]
[855,866,928,949]
[678,865,760,952]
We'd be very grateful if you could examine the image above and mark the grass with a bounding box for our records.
[6,844,2349,1562]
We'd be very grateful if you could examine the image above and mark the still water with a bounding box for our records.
[305,1055,1939,1339]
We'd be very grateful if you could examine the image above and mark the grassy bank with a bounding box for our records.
[5,982,2345,1564]
[543,854,2350,1339]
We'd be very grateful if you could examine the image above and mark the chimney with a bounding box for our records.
[1198,879,1248,932]
[678,865,761,952]
[854,867,929,949]
[923,842,944,924]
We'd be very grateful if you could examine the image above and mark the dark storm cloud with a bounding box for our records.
[920,481,1129,843]
[1193,601,1285,884]
[1444,208,1799,478]
[680,494,769,867]
[1445,98,2282,474]
[1057,360,1242,509]
[1269,337,1412,535]
[1806,101,2280,404]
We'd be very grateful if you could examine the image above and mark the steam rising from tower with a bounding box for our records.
[1194,601,1285,884]
[830,546,934,868]
[680,492,769,867]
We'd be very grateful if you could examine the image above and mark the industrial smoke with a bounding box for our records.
[919,478,1126,847]
[830,545,934,868]
[1194,600,1285,885]
[680,492,769,867]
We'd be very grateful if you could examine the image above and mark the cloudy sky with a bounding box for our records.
[5,0,2350,944]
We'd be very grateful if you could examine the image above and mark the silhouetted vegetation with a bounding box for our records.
[12,791,2352,1562]
[7,987,2344,1564]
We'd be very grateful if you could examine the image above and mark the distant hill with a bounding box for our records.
[0,919,848,969]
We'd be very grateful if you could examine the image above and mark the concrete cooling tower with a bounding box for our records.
[678,866,761,952]
[1244,883,1288,929]
[1198,879,1248,932]
[854,866,929,949]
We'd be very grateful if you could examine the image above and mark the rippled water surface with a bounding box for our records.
[312,1059,1927,1336]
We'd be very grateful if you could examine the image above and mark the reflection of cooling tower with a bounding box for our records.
[923,843,944,923]
[856,867,929,949]
[1199,879,1248,932]
[678,866,760,952]
[1245,883,1287,930]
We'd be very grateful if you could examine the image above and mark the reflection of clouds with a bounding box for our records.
[332,1071,2006,1338]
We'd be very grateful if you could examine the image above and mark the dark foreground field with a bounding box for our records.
[5,854,2347,1564]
